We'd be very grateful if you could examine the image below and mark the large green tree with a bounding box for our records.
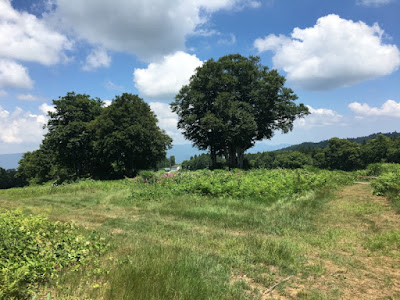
[325,138,363,171]
[91,93,172,177]
[44,92,103,178]
[15,148,54,185]
[171,54,308,169]
[361,134,390,164]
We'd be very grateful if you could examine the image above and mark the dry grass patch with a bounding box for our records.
[280,184,400,299]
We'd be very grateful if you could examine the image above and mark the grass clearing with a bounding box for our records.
[0,169,399,299]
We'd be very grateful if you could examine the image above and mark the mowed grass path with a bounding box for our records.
[0,180,399,299]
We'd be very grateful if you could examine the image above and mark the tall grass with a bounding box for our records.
[0,168,356,299]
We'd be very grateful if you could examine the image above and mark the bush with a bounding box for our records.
[0,209,108,299]
[370,163,400,213]
[367,163,400,176]
[138,170,158,183]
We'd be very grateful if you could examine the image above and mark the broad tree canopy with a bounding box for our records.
[91,93,172,177]
[44,92,103,178]
[171,54,309,168]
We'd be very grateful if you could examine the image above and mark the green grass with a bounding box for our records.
[0,168,398,299]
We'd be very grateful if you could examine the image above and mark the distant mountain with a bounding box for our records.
[0,153,23,170]
[246,143,291,154]
[277,132,400,152]
[168,143,290,163]
[167,145,206,164]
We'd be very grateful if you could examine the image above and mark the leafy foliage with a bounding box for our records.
[324,138,363,171]
[13,92,172,185]
[0,209,108,299]
[0,168,24,189]
[15,148,55,185]
[45,92,103,178]
[172,54,308,168]
[246,134,400,172]
[272,151,312,169]
[131,168,354,202]
[91,93,172,177]
[371,163,400,213]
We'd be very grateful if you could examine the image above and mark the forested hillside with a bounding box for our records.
[277,131,400,152]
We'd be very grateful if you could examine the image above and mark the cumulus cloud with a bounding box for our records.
[149,101,187,144]
[103,100,112,107]
[0,59,33,89]
[133,51,203,100]
[47,0,259,61]
[254,14,400,90]
[349,100,400,117]
[0,0,72,65]
[356,0,393,6]
[39,103,56,115]
[296,105,343,128]
[0,105,47,145]
[82,48,111,71]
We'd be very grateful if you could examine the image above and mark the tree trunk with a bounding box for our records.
[210,147,217,169]
[237,148,244,169]
[228,146,237,170]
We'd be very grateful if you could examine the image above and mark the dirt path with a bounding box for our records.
[273,184,400,299]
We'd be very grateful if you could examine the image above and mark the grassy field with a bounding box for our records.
[0,169,399,299]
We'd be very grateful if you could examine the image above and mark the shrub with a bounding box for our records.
[138,170,158,183]
[367,163,400,176]
[0,209,108,299]
[370,163,400,213]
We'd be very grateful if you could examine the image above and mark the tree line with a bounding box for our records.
[2,53,397,188]
[182,134,400,171]
[15,92,172,185]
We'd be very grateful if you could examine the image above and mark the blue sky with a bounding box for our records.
[0,0,399,154]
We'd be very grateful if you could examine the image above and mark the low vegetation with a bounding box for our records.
[0,209,108,299]
[1,166,398,298]
[370,163,400,213]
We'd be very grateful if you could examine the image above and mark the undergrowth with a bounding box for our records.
[133,168,354,202]
[0,209,108,299]
[371,163,400,213]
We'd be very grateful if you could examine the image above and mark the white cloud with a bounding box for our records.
[17,94,41,101]
[82,48,111,71]
[149,101,187,144]
[254,14,400,90]
[0,59,33,89]
[349,100,400,117]
[296,105,343,128]
[39,103,56,115]
[0,105,47,145]
[357,0,392,6]
[133,51,203,100]
[47,0,258,61]
[103,100,112,107]
[0,0,72,65]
